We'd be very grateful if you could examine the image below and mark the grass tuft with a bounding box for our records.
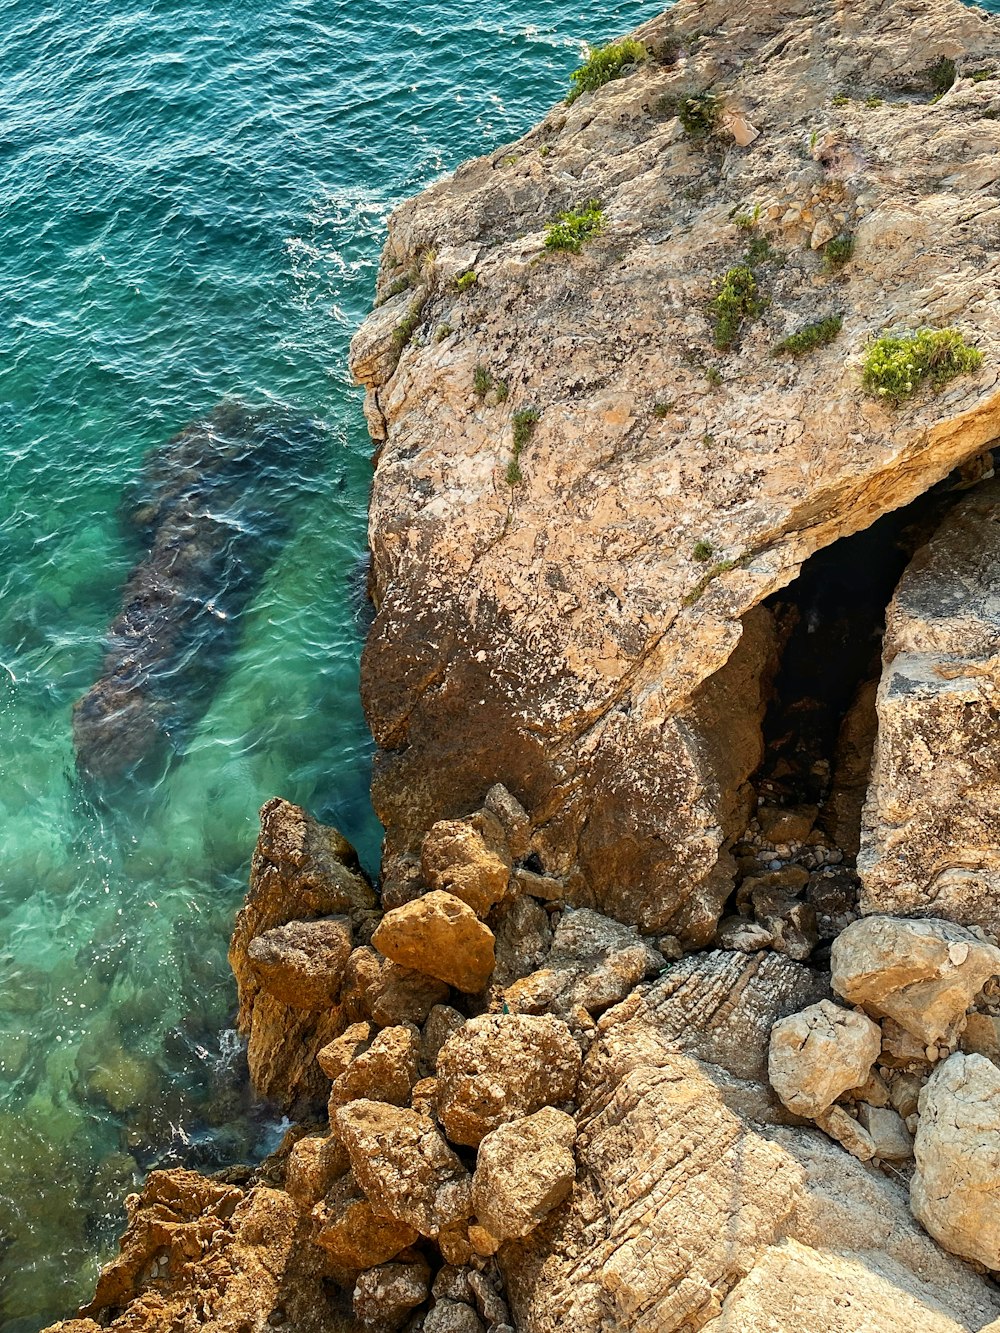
[544,199,605,253]
[692,540,713,562]
[455,270,478,292]
[567,38,646,104]
[774,315,843,356]
[823,233,854,272]
[710,265,766,351]
[862,328,983,405]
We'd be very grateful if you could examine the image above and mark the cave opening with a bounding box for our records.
[718,450,995,963]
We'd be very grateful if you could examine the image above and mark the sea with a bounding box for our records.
[0,0,664,1325]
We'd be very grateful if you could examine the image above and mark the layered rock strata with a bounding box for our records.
[351,0,1000,945]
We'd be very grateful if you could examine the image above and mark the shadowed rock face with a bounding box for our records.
[73,401,323,785]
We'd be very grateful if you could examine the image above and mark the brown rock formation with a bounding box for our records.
[352,0,1000,944]
[229,798,375,1109]
[371,891,496,993]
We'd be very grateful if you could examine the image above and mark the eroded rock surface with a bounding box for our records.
[860,481,1000,932]
[354,0,1000,944]
[371,891,496,993]
[769,1000,882,1119]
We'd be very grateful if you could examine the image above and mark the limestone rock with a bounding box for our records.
[758,804,818,845]
[471,1106,577,1243]
[67,1168,361,1333]
[421,814,512,916]
[814,1104,877,1162]
[769,1000,882,1118]
[831,915,1000,1045]
[318,1022,376,1081]
[229,798,375,1108]
[715,915,773,953]
[491,893,552,989]
[912,1052,1000,1269]
[857,1104,913,1162]
[483,783,531,860]
[372,891,495,993]
[313,1175,419,1273]
[327,1023,420,1110]
[284,1134,349,1209]
[355,0,1000,948]
[340,945,450,1026]
[245,916,352,1010]
[504,908,661,1019]
[860,483,1000,932]
[751,888,818,962]
[962,1011,1000,1060]
[436,1013,581,1147]
[334,1099,472,1237]
[353,1259,429,1330]
[424,1300,485,1333]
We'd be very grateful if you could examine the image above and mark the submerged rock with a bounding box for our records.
[72,401,324,785]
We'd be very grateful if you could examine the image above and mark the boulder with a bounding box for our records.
[313,1175,419,1273]
[436,1013,581,1147]
[327,1023,420,1110]
[860,483,1000,933]
[229,798,375,1108]
[768,1000,882,1118]
[353,1259,429,1330]
[421,1004,466,1073]
[421,813,512,916]
[483,783,531,861]
[245,917,352,1010]
[857,1104,913,1162]
[471,1106,577,1243]
[334,1099,472,1236]
[340,945,450,1026]
[318,1022,376,1081]
[424,1300,485,1333]
[284,1134,349,1209]
[491,893,552,989]
[372,891,495,993]
[504,908,661,1019]
[912,1052,1000,1269]
[831,915,1000,1045]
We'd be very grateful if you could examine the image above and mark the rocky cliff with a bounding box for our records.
[45,0,1000,1329]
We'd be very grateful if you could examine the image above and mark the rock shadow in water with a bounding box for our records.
[72,400,324,787]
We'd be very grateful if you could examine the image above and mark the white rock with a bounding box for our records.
[768,1000,882,1118]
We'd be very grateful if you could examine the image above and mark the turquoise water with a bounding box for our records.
[0,0,661,1325]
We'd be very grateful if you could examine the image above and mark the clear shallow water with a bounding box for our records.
[0,0,661,1325]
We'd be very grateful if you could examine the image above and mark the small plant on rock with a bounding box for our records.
[455,270,478,292]
[567,38,646,104]
[692,540,713,562]
[705,366,723,386]
[774,315,843,355]
[710,264,766,351]
[473,364,493,398]
[662,91,720,139]
[862,328,983,405]
[823,233,854,272]
[544,199,605,253]
[925,56,957,95]
[506,407,541,486]
[653,401,674,418]
[831,92,850,106]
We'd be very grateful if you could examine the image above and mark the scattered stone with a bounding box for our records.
[467,1270,511,1328]
[380,853,425,910]
[511,867,565,902]
[751,888,818,962]
[880,1018,931,1070]
[471,1107,577,1243]
[313,1175,419,1273]
[245,916,353,1010]
[436,1013,581,1146]
[912,1052,1000,1269]
[353,1259,430,1330]
[432,1265,474,1304]
[831,916,1000,1045]
[328,1023,420,1109]
[768,1001,882,1118]
[421,814,512,917]
[372,891,496,993]
[335,1099,472,1236]
[843,1067,890,1109]
[657,934,684,961]
[739,865,810,900]
[814,1104,876,1161]
[758,804,818,845]
[857,1104,913,1162]
[437,1220,475,1266]
[890,1072,925,1121]
[715,916,774,953]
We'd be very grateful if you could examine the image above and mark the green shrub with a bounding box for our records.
[683,559,736,606]
[710,264,766,351]
[567,38,646,104]
[435,324,453,343]
[661,91,719,139]
[692,540,713,562]
[705,367,723,386]
[455,270,478,292]
[652,401,674,418]
[745,234,782,267]
[823,233,854,271]
[473,365,492,398]
[971,69,996,83]
[831,92,850,106]
[505,458,524,485]
[505,407,540,486]
[544,199,604,253]
[774,315,843,355]
[862,328,983,404]
[925,56,957,94]
[864,95,884,108]
[494,377,510,403]
[733,205,761,231]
